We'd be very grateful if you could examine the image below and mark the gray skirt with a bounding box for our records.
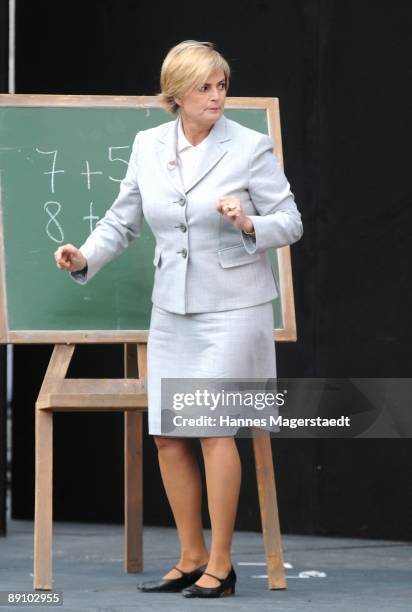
[147,301,280,437]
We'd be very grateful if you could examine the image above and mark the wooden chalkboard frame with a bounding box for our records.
[0,94,298,344]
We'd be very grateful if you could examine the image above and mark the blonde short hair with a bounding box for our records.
[157,40,231,115]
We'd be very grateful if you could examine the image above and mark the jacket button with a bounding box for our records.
[179,197,186,206]
[179,248,187,258]
[180,224,187,232]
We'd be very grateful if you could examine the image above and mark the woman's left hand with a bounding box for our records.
[216,196,254,233]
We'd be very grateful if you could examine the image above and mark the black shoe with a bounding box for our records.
[137,563,208,593]
[181,566,236,598]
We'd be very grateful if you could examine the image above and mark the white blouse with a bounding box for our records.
[176,116,214,191]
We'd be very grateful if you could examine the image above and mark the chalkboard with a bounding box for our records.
[0,95,297,343]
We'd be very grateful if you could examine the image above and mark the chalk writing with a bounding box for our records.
[35,149,65,193]
[108,146,130,182]
[44,201,64,243]
[83,201,100,234]
[33,145,130,241]
[81,161,103,190]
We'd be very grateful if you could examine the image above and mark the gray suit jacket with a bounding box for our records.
[70,113,303,314]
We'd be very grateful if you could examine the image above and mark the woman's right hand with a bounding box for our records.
[54,244,87,272]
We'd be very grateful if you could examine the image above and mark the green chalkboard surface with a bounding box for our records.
[0,96,296,343]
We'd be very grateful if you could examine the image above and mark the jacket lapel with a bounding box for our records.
[156,118,185,197]
[184,114,230,194]
[156,113,231,197]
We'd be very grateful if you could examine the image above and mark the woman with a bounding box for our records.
[54,40,303,598]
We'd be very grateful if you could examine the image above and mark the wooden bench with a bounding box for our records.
[34,343,286,591]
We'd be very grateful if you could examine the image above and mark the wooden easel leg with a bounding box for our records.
[33,344,75,590]
[252,429,287,590]
[124,344,144,572]
[33,406,53,590]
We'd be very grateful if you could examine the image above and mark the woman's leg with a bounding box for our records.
[195,436,241,588]
[153,436,210,579]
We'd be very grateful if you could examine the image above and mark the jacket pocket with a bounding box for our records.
[153,245,162,267]
[217,243,261,268]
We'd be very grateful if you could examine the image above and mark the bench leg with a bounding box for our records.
[124,411,143,572]
[252,430,287,590]
[33,407,53,590]
[124,343,144,573]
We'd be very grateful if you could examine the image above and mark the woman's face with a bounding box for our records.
[175,69,227,128]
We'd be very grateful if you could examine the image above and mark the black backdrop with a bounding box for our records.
[0,0,8,536]
[7,0,412,539]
